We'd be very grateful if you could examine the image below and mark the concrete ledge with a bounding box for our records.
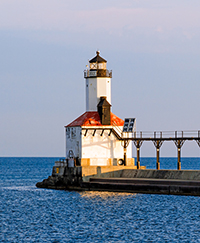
[81,181,200,196]
[82,165,141,182]
[89,177,200,186]
[121,169,200,180]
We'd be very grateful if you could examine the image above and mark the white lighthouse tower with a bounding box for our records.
[84,51,112,111]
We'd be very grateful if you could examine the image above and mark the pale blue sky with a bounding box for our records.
[1,0,200,157]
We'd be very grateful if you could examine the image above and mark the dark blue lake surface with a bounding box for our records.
[1,157,200,242]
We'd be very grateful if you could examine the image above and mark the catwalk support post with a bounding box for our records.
[133,140,143,169]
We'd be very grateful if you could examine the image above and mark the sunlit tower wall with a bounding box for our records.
[84,51,112,111]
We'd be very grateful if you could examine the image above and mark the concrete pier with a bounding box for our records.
[36,165,200,196]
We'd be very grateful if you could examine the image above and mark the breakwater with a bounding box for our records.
[36,162,200,196]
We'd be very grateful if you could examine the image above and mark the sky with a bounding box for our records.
[0,0,200,157]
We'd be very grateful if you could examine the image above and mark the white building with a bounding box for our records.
[65,51,134,167]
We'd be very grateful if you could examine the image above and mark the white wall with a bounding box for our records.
[86,77,111,111]
[81,127,132,162]
[86,78,97,111]
[97,78,111,104]
[66,126,133,166]
[66,126,82,158]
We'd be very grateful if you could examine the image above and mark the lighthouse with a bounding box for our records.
[65,51,135,167]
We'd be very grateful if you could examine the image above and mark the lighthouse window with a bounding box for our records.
[66,128,70,138]
[98,63,103,69]
[71,128,76,138]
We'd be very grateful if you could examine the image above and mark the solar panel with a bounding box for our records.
[123,118,135,132]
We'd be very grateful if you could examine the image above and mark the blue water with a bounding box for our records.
[140,157,200,170]
[1,157,200,242]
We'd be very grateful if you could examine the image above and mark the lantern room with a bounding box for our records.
[89,51,107,70]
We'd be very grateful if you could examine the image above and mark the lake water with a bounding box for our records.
[1,157,200,242]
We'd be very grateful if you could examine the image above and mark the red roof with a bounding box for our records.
[65,111,124,127]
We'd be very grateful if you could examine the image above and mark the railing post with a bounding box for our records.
[123,140,129,166]
[133,140,143,169]
[178,147,181,170]
[137,147,140,169]
[156,148,160,170]
[124,147,127,166]
[198,131,200,147]
[174,140,185,170]
[152,140,163,170]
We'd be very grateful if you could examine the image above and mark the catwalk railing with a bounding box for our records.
[127,130,200,141]
[121,130,200,170]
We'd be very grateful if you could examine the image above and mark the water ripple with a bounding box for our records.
[1,157,200,242]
